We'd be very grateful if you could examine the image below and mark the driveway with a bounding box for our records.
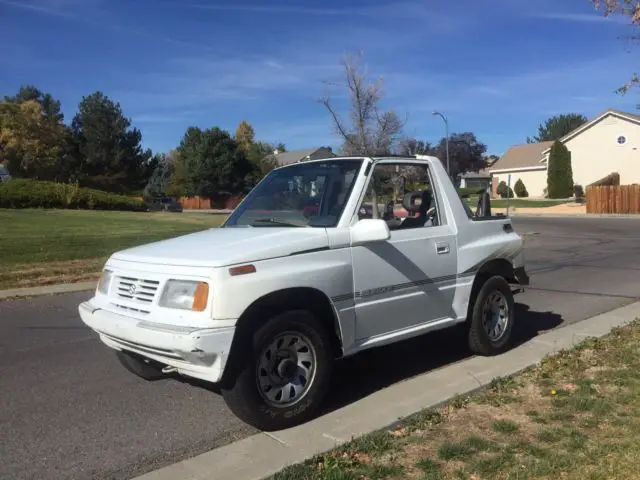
[1,216,639,480]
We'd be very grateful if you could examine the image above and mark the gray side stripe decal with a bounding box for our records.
[461,245,524,276]
[330,271,476,303]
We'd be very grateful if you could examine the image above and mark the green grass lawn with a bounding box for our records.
[0,209,227,289]
[465,197,571,209]
[466,197,571,209]
[272,320,640,480]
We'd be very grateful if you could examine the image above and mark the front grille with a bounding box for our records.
[114,276,160,304]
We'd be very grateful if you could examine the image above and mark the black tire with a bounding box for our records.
[468,275,515,356]
[116,350,166,381]
[221,310,333,431]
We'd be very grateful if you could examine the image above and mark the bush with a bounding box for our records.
[514,179,528,198]
[497,181,514,199]
[589,172,620,187]
[0,179,146,211]
[573,184,585,204]
[547,140,574,198]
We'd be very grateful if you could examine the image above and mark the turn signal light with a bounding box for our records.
[229,264,256,276]
[192,282,209,312]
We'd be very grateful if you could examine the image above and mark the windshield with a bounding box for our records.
[224,159,364,228]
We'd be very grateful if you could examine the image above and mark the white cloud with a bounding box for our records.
[531,12,619,23]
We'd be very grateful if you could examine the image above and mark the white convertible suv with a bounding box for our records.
[79,155,529,431]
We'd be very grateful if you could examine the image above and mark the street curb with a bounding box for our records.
[0,282,95,300]
[132,300,640,480]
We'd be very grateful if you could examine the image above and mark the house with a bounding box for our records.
[265,146,335,167]
[0,164,11,183]
[458,170,492,190]
[489,108,640,198]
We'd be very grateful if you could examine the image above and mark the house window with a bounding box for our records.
[617,135,627,145]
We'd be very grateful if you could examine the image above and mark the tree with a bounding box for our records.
[527,113,588,143]
[592,1,639,99]
[144,152,173,200]
[514,178,529,198]
[71,91,153,193]
[165,150,189,198]
[4,85,64,122]
[431,132,487,178]
[395,138,434,156]
[321,51,404,155]
[247,141,279,182]
[177,126,252,198]
[497,181,514,199]
[547,140,574,198]
[235,120,255,155]
[0,98,71,181]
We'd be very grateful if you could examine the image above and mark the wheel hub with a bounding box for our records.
[482,291,509,342]
[275,353,298,382]
[256,332,317,407]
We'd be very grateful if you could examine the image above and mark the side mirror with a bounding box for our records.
[350,219,390,246]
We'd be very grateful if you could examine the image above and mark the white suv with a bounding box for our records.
[79,155,529,431]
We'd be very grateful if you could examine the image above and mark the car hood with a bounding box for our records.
[110,226,330,268]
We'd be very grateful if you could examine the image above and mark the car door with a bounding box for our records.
[350,162,459,341]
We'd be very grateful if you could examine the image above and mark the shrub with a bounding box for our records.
[0,179,146,211]
[497,181,514,199]
[547,140,574,198]
[514,179,528,198]
[588,172,620,187]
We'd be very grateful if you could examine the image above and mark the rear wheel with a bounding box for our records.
[221,310,333,431]
[116,351,166,381]
[467,275,515,356]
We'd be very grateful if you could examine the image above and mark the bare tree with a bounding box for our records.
[321,51,405,156]
[592,0,639,96]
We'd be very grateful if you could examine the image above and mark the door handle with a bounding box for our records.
[436,242,450,254]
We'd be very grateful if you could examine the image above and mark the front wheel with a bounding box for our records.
[221,310,333,431]
[467,276,515,356]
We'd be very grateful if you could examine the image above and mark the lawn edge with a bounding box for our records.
[131,300,640,480]
[0,281,96,301]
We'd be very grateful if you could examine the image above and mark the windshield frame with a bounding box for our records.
[222,158,366,229]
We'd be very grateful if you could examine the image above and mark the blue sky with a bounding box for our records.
[1,0,638,156]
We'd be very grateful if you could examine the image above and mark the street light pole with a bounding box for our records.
[432,111,450,178]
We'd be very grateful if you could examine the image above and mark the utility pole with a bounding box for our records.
[432,111,450,178]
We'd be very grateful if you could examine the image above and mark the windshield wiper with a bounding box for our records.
[250,218,303,227]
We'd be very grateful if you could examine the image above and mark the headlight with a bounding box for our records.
[97,269,113,295]
[159,280,209,312]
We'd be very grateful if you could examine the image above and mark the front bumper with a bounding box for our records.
[79,302,235,383]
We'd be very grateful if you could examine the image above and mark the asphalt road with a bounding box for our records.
[2,216,640,480]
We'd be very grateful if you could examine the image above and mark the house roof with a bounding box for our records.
[459,170,491,179]
[488,141,554,172]
[540,108,640,155]
[266,147,333,166]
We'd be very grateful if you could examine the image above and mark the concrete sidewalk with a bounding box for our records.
[133,300,640,480]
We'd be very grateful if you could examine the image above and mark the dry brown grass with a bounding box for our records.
[272,321,640,480]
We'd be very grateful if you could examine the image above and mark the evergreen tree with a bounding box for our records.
[71,91,153,193]
[546,140,574,198]
[514,178,528,198]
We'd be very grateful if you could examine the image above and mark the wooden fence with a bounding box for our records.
[586,185,640,214]
[180,196,211,210]
[179,195,244,210]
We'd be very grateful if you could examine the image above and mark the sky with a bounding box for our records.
[1,0,639,156]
